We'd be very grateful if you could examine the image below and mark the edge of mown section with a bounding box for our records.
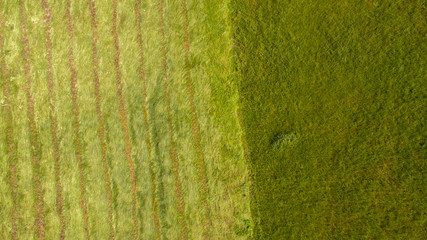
[203,0,254,238]
[227,0,262,237]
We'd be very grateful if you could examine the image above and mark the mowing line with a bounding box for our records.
[41,1,67,238]
[111,0,139,238]
[0,7,20,240]
[88,1,116,239]
[65,1,91,239]
[19,2,47,239]
[180,1,212,238]
[236,104,260,237]
[134,1,162,239]
[158,1,189,239]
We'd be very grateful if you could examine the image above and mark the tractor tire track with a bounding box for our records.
[111,0,139,238]
[158,1,189,239]
[0,7,20,240]
[65,1,91,239]
[180,1,212,238]
[88,1,116,239]
[41,1,66,238]
[134,1,162,239]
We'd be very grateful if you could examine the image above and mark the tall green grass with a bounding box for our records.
[231,0,426,238]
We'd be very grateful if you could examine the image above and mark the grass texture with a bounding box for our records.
[1,0,426,239]
[231,0,426,239]
[0,0,250,239]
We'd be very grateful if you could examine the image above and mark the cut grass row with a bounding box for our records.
[111,0,140,238]
[157,0,189,238]
[134,0,161,239]
[40,0,66,239]
[19,1,46,237]
[65,0,91,238]
[0,5,19,239]
[180,0,212,238]
[88,0,115,238]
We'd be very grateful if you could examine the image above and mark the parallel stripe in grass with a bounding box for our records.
[134,1,162,239]
[88,1,116,239]
[158,0,189,239]
[180,1,212,238]
[19,1,46,238]
[65,0,91,239]
[111,0,139,238]
[0,7,19,240]
[41,1,66,238]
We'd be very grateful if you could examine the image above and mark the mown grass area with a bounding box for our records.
[231,0,426,239]
[0,0,251,239]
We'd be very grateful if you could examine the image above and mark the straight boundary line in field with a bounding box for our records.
[19,1,47,238]
[180,1,212,239]
[236,99,260,238]
[134,1,162,239]
[111,0,140,239]
[0,6,20,240]
[158,0,189,239]
[41,1,67,238]
[65,1,91,239]
[88,1,116,239]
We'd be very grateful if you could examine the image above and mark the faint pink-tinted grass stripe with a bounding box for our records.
[134,0,162,239]
[0,6,20,240]
[88,1,116,239]
[158,0,189,239]
[19,1,46,238]
[65,0,90,239]
[111,0,139,238]
[180,1,212,238]
[41,1,67,238]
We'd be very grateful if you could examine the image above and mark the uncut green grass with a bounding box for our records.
[0,0,251,239]
[231,0,426,239]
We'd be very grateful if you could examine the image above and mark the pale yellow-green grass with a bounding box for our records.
[0,0,251,239]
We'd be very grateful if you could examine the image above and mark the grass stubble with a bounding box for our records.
[88,1,116,239]
[111,0,140,239]
[40,1,67,238]
[180,0,212,239]
[19,1,46,238]
[134,0,162,239]
[158,0,189,239]
[0,4,20,239]
[65,0,91,239]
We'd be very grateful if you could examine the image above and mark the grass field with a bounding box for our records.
[1,0,250,239]
[231,0,426,239]
[1,0,426,239]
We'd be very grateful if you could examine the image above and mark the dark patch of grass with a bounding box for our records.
[231,0,426,238]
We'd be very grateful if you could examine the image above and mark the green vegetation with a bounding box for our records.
[1,0,250,239]
[1,0,425,239]
[231,0,426,238]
